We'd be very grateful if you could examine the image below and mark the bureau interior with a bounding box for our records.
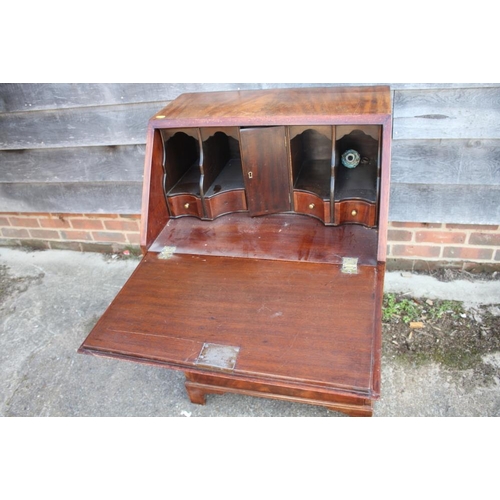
[160,124,381,226]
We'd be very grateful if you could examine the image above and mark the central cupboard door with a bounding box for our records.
[240,126,292,216]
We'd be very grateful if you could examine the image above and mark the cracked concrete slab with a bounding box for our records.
[1,248,499,417]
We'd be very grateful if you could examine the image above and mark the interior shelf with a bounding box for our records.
[202,129,243,197]
[168,162,201,196]
[294,159,332,200]
[205,158,244,197]
[290,127,333,200]
[162,129,201,196]
[334,128,380,203]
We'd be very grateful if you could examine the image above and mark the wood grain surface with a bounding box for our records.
[240,126,291,216]
[0,181,142,213]
[152,86,391,128]
[394,88,500,139]
[0,145,145,183]
[391,139,500,185]
[149,213,378,266]
[0,102,159,150]
[79,253,381,397]
[389,184,500,224]
[1,83,496,113]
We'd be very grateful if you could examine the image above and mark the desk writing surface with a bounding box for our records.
[79,252,380,396]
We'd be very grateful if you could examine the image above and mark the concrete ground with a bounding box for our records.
[1,247,499,417]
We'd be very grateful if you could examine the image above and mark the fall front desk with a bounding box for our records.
[79,86,392,416]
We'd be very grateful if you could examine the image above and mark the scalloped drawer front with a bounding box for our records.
[204,190,248,219]
[168,195,203,218]
[336,200,376,227]
[293,192,330,223]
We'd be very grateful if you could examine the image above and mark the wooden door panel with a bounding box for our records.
[240,126,291,216]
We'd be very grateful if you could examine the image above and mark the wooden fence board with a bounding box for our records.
[0,102,162,150]
[2,181,500,224]
[0,182,142,213]
[394,88,500,140]
[0,145,145,183]
[1,84,500,224]
[391,139,500,185]
[389,184,500,224]
[1,83,499,113]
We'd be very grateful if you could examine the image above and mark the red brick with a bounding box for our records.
[390,222,442,229]
[83,213,119,219]
[70,218,104,230]
[443,247,494,260]
[0,217,10,226]
[119,214,141,220]
[14,212,47,217]
[92,231,126,243]
[416,231,466,244]
[1,227,30,238]
[126,232,140,244]
[446,224,499,231]
[29,229,60,240]
[392,245,441,258]
[104,220,140,232]
[60,230,93,241]
[39,216,72,229]
[9,216,40,228]
[388,229,412,242]
[469,233,500,246]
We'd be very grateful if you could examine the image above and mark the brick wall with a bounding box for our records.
[1,213,500,268]
[386,222,500,270]
[0,213,141,254]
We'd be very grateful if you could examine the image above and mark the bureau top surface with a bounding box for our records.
[151,86,391,127]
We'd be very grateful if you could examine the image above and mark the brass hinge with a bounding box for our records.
[341,257,358,274]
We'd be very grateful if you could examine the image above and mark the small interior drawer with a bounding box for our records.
[336,200,376,227]
[168,194,203,218]
[293,192,329,223]
[204,189,247,219]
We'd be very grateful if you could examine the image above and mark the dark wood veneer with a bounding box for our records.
[240,126,291,216]
[81,87,392,416]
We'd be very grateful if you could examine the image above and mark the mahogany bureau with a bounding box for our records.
[78,86,392,416]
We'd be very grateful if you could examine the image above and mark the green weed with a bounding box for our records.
[382,294,465,324]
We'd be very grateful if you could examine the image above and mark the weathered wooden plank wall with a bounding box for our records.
[1,83,499,222]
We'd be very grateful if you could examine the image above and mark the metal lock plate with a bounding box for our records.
[195,343,240,371]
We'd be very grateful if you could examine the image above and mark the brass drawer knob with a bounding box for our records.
[308,203,315,209]
[184,202,190,209]
[351,209,358,216]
